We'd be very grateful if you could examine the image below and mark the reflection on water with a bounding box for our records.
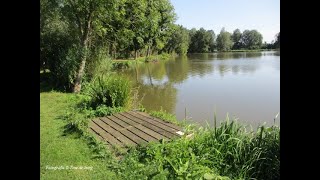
[118,51,280,128]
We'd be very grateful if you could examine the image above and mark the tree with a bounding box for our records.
[41,0,82,90]
[216,28,233,51]
[61,0,112,93]
[261,41,273,49]
[240,30,263,49]
[143,0,176,57]
[208,30,216,52]
[231,29,242,49]
[40,0,60,71]
[273,32,280,49]
[164,25,190,55]
[188,28,214,53]
[123,0,147,59]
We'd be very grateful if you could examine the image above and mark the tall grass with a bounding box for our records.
[111,115,280,180]
[85,75,131,109]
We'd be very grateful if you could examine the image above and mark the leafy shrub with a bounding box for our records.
[86,75,131,109]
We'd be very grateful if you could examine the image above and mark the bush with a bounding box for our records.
[86,75,131,109]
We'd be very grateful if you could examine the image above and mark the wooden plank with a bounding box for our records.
[89,121,124,148]
[125,111,180,137]
[89,128,105,142]
[113,113,165,141]
[100,117,147,145]
[121,112,177,139]
[89,128,113,149]
[92,119,136,147]
[135,111,182,131]
[107,115,157,142]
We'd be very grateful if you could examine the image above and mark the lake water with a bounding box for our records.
[118,51,280,127]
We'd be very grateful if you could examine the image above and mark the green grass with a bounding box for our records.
[150,109,179,125]
[40,92,118,180]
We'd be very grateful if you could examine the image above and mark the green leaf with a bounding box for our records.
[203,173,215,180]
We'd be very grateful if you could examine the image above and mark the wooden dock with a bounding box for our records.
[89,111,184,148]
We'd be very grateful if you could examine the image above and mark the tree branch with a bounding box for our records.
[67,0,83,37]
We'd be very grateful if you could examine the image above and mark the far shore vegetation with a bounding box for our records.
[40,0,280,179]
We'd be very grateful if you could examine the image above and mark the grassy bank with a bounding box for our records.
[41,88,279,179]
[40,92,118,179]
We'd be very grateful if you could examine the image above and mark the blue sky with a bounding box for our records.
[170,0,280,43]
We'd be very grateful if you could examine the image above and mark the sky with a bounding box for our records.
[170,0,280,43]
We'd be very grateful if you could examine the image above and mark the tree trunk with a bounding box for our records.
[146,45,150,57]
[73,45,88,93]
[135,49,138,60]
[71,1,93,93]
[73,37,89,93]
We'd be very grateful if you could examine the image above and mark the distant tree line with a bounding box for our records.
[40,0,280,92]
[186,27,280,53]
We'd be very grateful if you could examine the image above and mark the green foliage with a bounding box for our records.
[85,75,131,109]
[189,28,216,53]
[261,41,274,50]
[164,25,190,55]
[112,62,130,70]
[240,30,263,49]
[94,105,124,117]
[231,29,242,50]
[159,53,173,60]
[207,30,216,52]
[113,118,279,180]
[86,47,113,79]
[41,0,178,91]
[40,4,81,91]
[273,32,280,49]
[216,28,233,52]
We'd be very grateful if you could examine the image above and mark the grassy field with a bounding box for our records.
[40,92,117,180]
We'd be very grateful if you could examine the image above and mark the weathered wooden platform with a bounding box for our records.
[89,111,184,148]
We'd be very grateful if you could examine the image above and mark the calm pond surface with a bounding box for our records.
[118,51,280,127]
